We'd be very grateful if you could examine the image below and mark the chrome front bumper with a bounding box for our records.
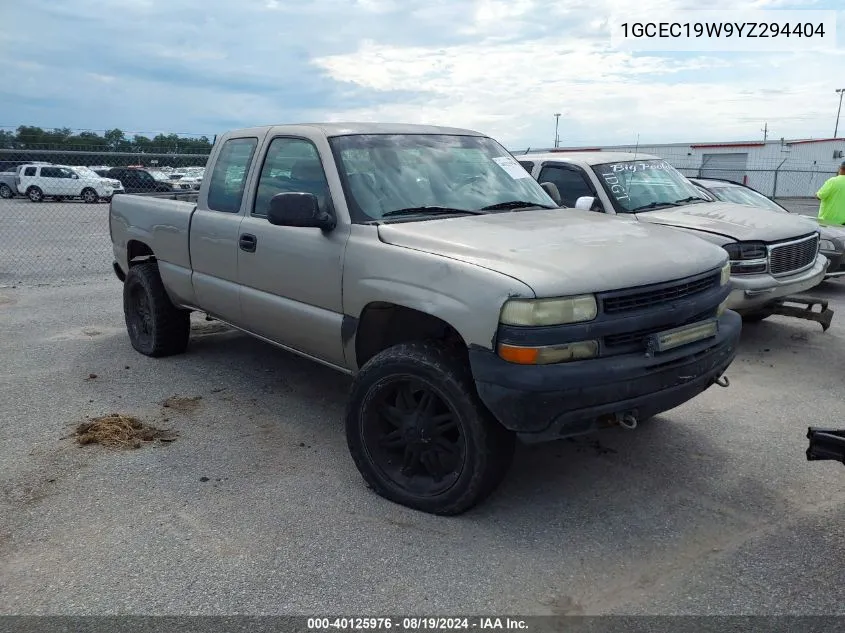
[726,254,829,311]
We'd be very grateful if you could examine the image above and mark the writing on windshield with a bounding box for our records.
[593,159,704,213]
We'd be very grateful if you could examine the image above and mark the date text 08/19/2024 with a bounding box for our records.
[306,617,529,630]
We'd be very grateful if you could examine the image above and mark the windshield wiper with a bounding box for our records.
[630,201,681,212]
[672,196,709,205]
[479,200,554,211]
[381,206,486,218]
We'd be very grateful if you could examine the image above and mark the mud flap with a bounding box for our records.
[770,294,834,331]
[807,427,845,464]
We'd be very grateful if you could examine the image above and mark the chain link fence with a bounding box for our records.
[0,147,834,284]
[0,149,209,285]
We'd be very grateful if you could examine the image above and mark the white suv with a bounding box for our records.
[16,164,124,203]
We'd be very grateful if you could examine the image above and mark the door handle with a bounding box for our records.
[239,233,257,252]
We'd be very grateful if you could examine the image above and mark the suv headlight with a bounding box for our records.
[500,295,598,326]
[723,241,768,275]
[820,239,836,251]
[720,260,731,286]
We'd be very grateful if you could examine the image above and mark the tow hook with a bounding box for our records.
[619,413,638,430]
[715,375,730,388]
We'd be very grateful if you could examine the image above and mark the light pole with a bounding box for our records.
[836,89,845,138]
[554,113,561,148]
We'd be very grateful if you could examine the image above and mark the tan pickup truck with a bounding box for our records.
[110,123,740,515]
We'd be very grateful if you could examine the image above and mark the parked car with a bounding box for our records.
[0,161,51,199]
[520,152,828,322]
[689,177,845,279]
[16,163,123,203]
[105,167,177,194]
[0,168,20,199]
[110,122,741,515]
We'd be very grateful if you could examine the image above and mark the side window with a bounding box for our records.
[41,167,60,178]
[518,161,534,172]
[24,167,36,177]
[538,165,596,207]
[208,137,258,213]
[252,137,329,216]
[57,168,76,179]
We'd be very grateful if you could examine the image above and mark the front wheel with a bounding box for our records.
[740,307,775,323]
[123,262,190,357]
[346,341,515,515]
[27,186,44,202]
[81,188,99,204]
[0,184,13,199]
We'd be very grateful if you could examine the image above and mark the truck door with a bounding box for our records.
[536,163,604,210]
[189,136,259,325]
[236,135,347,368]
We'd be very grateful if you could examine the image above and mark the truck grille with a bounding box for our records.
[769,234,818,276]
[601,271,720,315]
[604,310,713,348]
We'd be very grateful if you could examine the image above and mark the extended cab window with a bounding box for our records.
[537,165,595,207]
[253,137,330,216]
[208,137,258,213]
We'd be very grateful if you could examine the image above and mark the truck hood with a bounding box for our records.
[377,209,728,297]
[637,201,817,243]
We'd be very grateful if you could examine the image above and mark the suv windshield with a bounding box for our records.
[706,184,787,213]
[329,134,556,221]
[592,159,709,213]
[72,166,99,179]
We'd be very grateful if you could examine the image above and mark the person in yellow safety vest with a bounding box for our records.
[817,160,845,225]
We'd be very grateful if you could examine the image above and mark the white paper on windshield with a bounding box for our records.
[492,156,531,179]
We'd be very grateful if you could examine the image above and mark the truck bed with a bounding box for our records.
[110,192,197,280]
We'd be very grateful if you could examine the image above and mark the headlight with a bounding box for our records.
[723,241,768,275]
[500,295,597,326]
[720,261,731,286]
[498,340,599,365]
[820,239,836,251]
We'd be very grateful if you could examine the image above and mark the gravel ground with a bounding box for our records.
[1,197,845,616]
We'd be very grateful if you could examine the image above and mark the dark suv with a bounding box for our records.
[105,168,174,194]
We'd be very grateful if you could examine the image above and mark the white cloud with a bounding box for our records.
[2,0,843,147]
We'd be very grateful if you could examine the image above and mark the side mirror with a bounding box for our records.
[575,195,602,212]
[267,192,335,230]
[539,182,562,206]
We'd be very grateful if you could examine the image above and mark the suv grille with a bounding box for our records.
[769,234,818,276]
[601,272,720,315]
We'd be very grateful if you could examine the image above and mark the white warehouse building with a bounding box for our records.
[532,137,845,198]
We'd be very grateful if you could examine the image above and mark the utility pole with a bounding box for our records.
[761,122,768,142]
[835,88,845,138]
[554,113,561,148]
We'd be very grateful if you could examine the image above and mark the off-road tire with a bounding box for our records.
[123,262,190,357]
[0,184,13,199]
[346,341,515,515]
[27,186,44,202]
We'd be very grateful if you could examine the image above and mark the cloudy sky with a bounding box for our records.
[1,0,843,149]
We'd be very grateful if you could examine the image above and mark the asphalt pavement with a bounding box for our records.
[1,196,844,616]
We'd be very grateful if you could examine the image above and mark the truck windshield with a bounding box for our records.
[706,184,788,213]
[592,159,710,213]
[329,134,557,222]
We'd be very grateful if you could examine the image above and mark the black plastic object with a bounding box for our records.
[806,427,845,464]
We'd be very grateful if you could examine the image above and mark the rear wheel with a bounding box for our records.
[123,262,190,357]
[27,186,43,202]
[81,188,99,204]
[346,341,515,515]
[0,184,13,199]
